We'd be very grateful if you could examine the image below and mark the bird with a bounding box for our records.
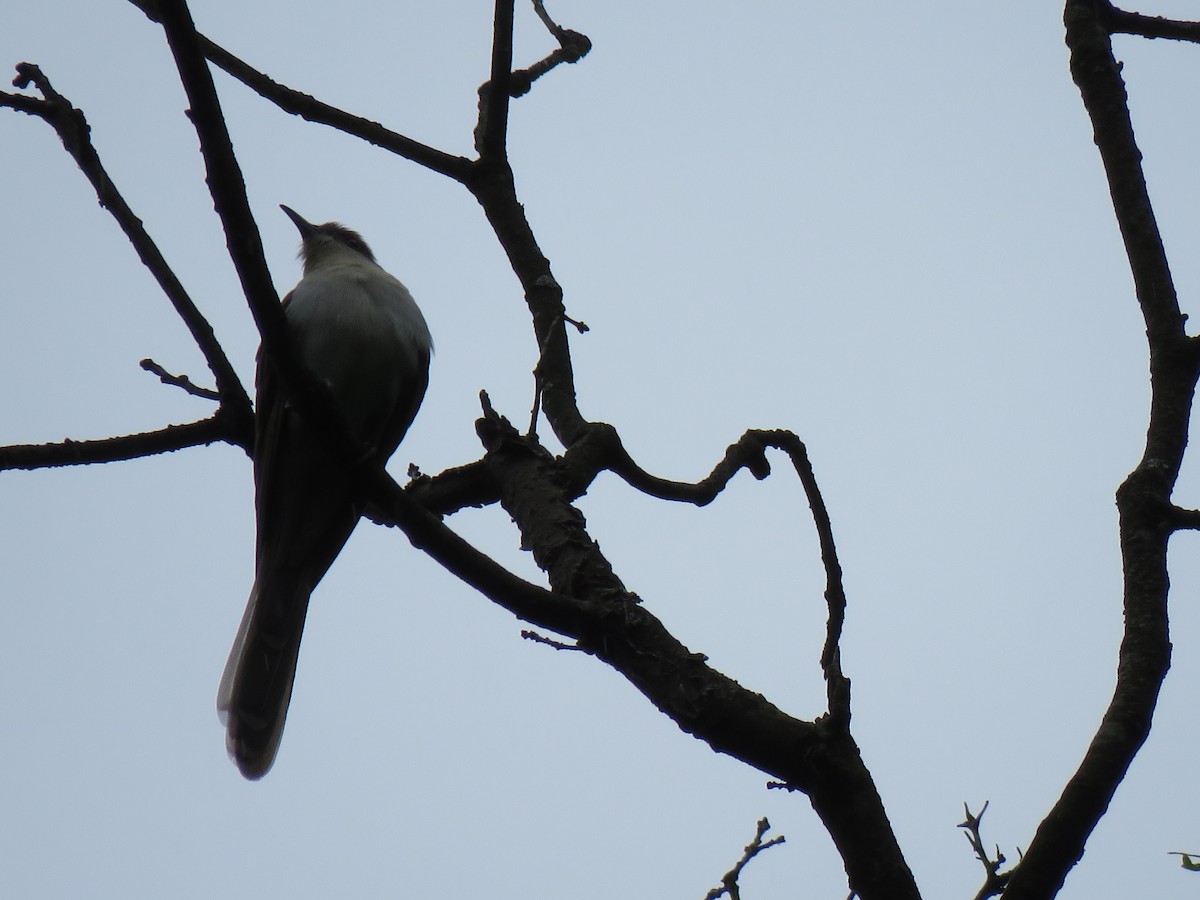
[217,205,433,779]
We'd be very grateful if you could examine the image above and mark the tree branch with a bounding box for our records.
[1102,2,1200,43]
[0,416,236,470]
[1066,2,1183,343]
[155,0,374,472]
[1001,4,1200,895]
[509,0,593,98]
[1167,506,1200,530]
[125,0,473,182]
[702,818,786,900]
[156,2,282,355]
[2,64,253,439]
[140,358,221,400]
[469,400,918,900]
[7,8,908,897]
[474,0,515,159]
[957,802,1012,900]
[560,423,850,717]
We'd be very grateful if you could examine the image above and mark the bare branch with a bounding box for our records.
[364,461,587,638]
[1065,3,1183,343]
[560,422,773,506]
[0,416,237,470]
[520,630,585,651]
[474,0,516,159]
[510,0,593,98]
[958,802,1013,900]
[1168,506,1200,531]
[559,424,851,717]
[125,0,473,181]
[1102,2,1200,43]
[2,64,253,435]
[156,3,282,351]
[702,818,785,900]
[1001,3,1200,895]
[387,459,499,520]
[139,358,221,400]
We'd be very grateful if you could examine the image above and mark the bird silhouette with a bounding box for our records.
[217,206,432,779]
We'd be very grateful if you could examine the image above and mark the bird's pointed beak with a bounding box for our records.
[280,205,317,239]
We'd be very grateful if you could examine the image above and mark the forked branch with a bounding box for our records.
[0,63,253,444]
[1001,3,1200,896]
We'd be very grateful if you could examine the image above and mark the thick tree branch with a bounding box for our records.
[470,169,585,443]
[1002,4,1200,896]
[474,0,515,159]
[464,1,588,446]
[398,459,499,519]
[1168,506,1200,530]
[366,463,588,638]
[1066,2,1183,343]
[1101,2,1200,43]
[470,401,917,900]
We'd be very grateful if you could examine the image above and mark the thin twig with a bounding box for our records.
[139,358,220,400]
[702,818,785,900]
[958,802,1012,900]
[124,0,472,181]
[521,630,585,651]
[559,424,851,718]
[510,0,593,97]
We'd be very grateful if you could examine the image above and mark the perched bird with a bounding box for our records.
[217,205,432,779]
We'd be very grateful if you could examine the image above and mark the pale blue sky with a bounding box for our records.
[4,2,1200,897]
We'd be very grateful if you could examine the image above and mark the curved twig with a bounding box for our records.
[559,423,849,712]
[510,0,593,97]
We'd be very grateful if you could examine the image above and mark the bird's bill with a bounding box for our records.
[280,204,317,239]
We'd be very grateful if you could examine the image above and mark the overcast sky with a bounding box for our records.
[5,1,1200,897]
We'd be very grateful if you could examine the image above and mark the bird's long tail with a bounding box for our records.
[217,572,314,780]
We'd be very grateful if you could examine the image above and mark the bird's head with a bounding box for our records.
[280,204,376,272]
